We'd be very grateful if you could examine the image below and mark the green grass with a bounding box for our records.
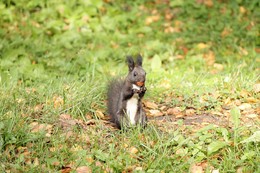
[0,0,259,172]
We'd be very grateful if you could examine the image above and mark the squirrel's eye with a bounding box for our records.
[134,72,138,76]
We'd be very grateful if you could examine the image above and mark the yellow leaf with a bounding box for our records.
[95,110,105,119]
[129,146,139,154]
[197,43,209,50]
[53,96,64,108]
[246,97,258,103]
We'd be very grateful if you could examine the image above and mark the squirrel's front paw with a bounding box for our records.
[141,86,147,92]
[133,89,140,94]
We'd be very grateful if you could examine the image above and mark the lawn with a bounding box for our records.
[0,0,259,172]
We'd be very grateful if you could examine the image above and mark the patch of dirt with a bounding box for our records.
[150,114,228,126]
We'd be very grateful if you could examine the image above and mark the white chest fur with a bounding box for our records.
[126,84,140,125]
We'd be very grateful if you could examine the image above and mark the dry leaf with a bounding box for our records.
[253,83,260,93]
[238,103,251,110]
[95,110,105,119]
[167,107,182,115]
[204,0,213,7]
[76,166,92,173]
[185,109,196,116]
[144,101,158,109]
[160,105,167,111]
[240,90,250,98]
[53,96,64,108]
[246,114,258,118]
[29,122,52,137]
[33,158,40,166]
[61,167,72,173]
[129,146,139,154]
[197,43,210,50]
[239,6,246,14]
[145,15,160,25]
[52,161,60,166]
[135,167,143,171]
[237,167,243,173]
[213,63,224,71]
[203,51,215,66]
[60,114,71,120]
[95,161,102,167]
[86,157,94,164]
[211,111,223,116]
[246,97,258,103]
[34,104,43,112]
[221,27,232,37]
[190,164,204,173]
[149,110,163,117]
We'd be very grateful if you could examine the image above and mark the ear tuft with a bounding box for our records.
[126,56,135,71]
[136,54,143,66]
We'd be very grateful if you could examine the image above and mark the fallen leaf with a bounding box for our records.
[167,107,182,115]
[238,103,251,110]
[53,96,64,108]
[34,104,44,112]
[212,170,219,173]
[221,27,232,37]
[246,114,258,118]
[135,167,143,171]
[240,90,250,98]
[213,63,224,71]
[61,167,72,173]
[30,122,52,136]
[190,164,204,173]
[185,109,196,116]
[197,43,210,50]
[237,167,243,173]
[148,110,163,117]
[76,166,92,173]
[160,105,167,111]
[204,0,213,7]
[246,97,258,103]
[33,158,39,166]
[86,157,94,164]
[144,101,158,109]
[203,51,215,66]
[60,114,71,120]
[52,161,60,166]
[129,146,139,154]
[145,15,160,25]
[239,6,246,14]
[95,110,105,119]
[253,83,260,93]
[95,161,102,167]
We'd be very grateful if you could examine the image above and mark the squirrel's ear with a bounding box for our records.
[126,56,135,71]
[136,54,143,67]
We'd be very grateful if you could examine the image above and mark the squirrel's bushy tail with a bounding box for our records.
[107,78,124,128]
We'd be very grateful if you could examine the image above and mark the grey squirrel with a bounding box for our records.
[107,55,147,129]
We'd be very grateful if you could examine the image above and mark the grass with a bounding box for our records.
[0,0,259,172]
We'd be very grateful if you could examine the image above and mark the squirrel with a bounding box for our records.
[107,55,147,129]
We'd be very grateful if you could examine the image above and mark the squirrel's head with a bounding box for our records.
[126,55,146,86]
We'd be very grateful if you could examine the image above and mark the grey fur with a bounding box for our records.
[107,55,147,129]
